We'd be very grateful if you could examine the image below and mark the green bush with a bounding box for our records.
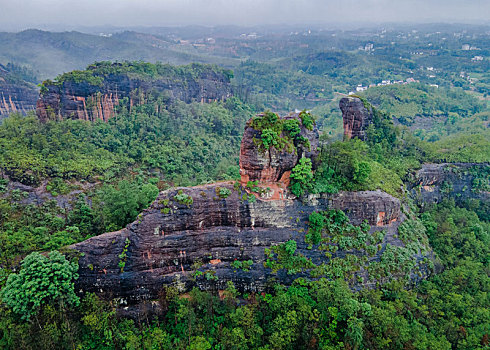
[1,251,79,320]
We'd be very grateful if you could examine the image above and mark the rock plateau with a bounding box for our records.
[36,63,233,122]
[71,112,433,314]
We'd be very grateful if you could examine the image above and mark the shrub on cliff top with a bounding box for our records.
[250,110,315,153]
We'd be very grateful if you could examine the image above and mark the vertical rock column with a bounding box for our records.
[339,96,373,141]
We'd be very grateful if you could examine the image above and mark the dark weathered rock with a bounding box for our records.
[0,65,38,119]
[411,163,489,205]
[71,183,431,310]
[339,96,373,140]
[0,175,96,209]
[36,65,233,122]
[69,108,434,312]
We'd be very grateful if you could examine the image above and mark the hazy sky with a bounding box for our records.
[0,0,488,31]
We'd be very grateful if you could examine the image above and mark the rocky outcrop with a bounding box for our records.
[0,175,96,210]
[70,112,433,313]
[36,63,233,122]
[340,96,373,140]
[411,163,489,205]
[0,65,38,118]
[72,184,418,309]
[239,112,319,199]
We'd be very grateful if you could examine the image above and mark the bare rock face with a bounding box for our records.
[36,64,233,122]
[69,108,434,313]
[339,96,373,140]
[239,112,319,199]
[72,185,413,306]
[0,65,38,119]
[36,84,120,122]
[411,163,489,205]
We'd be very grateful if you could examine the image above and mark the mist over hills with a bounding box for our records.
[1,22,489,81]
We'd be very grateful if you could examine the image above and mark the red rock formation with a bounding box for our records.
[0,65,38,118]
[72,183,414,311]
[339,96,373,140]
[69,115,434,313]
[239,112,319,200]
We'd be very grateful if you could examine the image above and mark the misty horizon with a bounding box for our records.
[0,0,489,32]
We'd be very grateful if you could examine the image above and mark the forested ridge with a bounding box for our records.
[0,57,488,349]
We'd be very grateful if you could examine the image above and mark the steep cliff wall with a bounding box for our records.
[72,184,421,307]
[0,65,38,118]
[339,96,373,140]
[70,113,433,312]
[239,112,319,199]
[411,163,489,205]
[36,63,233,122]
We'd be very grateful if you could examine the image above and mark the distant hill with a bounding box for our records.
[0,29,235,80]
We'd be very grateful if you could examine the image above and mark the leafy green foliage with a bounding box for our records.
[0,95,252,186]
[95,180,159,231]
[174,190,193,207]
[250,110,314,153]
[0,29,489,350]
[1,251,79,321]
[362,83,484,118]
[265,240,314,275]
[230,259,254,271]
[215,186,232,199]
[289,157,314,197]
[118,238,131,273]
[312,139,405,196]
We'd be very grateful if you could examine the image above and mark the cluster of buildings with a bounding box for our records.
[358,43,374,52]
[351,77,420,94]
[462,44,480,51]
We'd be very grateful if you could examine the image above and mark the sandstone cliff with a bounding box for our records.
[339,96,373,140]
[36,63,233,122]
[411,162,489,205]
[239,111,319,199]
[70,112,433,313]
[0,65,38,118]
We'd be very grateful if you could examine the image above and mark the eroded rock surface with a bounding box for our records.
[239,112,319,200]
[411,163,489,205]
[340,96,373,140]
[70,107,435,312]
[36,65,233,122]
[0,65,38,118]
[73,184,415,305]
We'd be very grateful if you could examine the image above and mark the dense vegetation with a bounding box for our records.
[1,84,487,348]
[0,22,489,349]
[0,199,487,349]
[1,96,251,187]
[0,94,253,266]
[41,61,233,93]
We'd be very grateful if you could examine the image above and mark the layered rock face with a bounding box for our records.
[340,96,373,140]
[73,185,411,308]
[239,112,319,199]
[71,113,433,312]
[0,65,38,118]
[411,163,489,205]
[36,65,233,122]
